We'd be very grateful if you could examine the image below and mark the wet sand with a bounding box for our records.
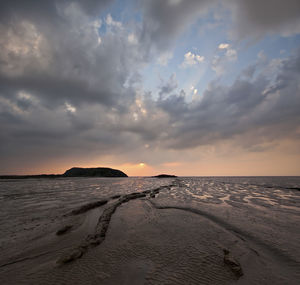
[0,177,299,284]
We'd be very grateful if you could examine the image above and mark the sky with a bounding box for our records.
[0,0,300,176]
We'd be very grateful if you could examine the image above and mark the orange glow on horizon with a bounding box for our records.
[3,139,300,176]
[115,162,155,176]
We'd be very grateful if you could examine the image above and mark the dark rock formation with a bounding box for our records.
[223,249,243,278]
[119,192,146,202]
[56,225,73,235]
[288,187,300,191]
[58,248,84,264]
[57,184,173,264]
[70,199,108,215]
[110,194,121,199]
[63,167,128,177]
[152,174,177,178]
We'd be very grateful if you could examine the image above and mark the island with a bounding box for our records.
[152,174,177,178]
[0,167,128,179]
[63,167,128,177]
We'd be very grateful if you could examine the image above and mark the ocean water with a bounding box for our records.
[0,176,299,284]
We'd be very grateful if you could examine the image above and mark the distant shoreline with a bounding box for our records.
[1,175,300,179]
[0,167,128,179]
[0,174,63,179]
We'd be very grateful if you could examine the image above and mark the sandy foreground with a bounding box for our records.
[0,178,299,284]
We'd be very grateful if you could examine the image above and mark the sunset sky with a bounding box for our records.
[0,0,300,176]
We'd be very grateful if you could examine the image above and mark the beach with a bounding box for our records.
[0,177,299,284]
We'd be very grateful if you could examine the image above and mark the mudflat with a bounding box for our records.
[0,177,299,284]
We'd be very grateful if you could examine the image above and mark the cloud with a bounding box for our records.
[158,49,300,149]
[0,0,151,172]
[168,0,182,6]
[0,0,112,20]
[140,0,300,48]
[218,43,237,61]
[227,0,300,39]
[218,43,229,49]
[212,43,237,75]
[0,1,148,111]
[158,74,178,98]
[106,13,122,29]
[0,0,300,173]
[140,0,215,50]
[128,33,138,45]
[157,51,173,66]
[65,102,76,113]
[181,51,205,68]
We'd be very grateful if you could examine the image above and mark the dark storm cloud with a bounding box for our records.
[0,100,141,171]
[140,0,215,50]
[0,0,148,172]
[0,0,144,110]
[0,0,112,19]
[140,0,300,46]
[228,0,300,39]
[156,49,300,149]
